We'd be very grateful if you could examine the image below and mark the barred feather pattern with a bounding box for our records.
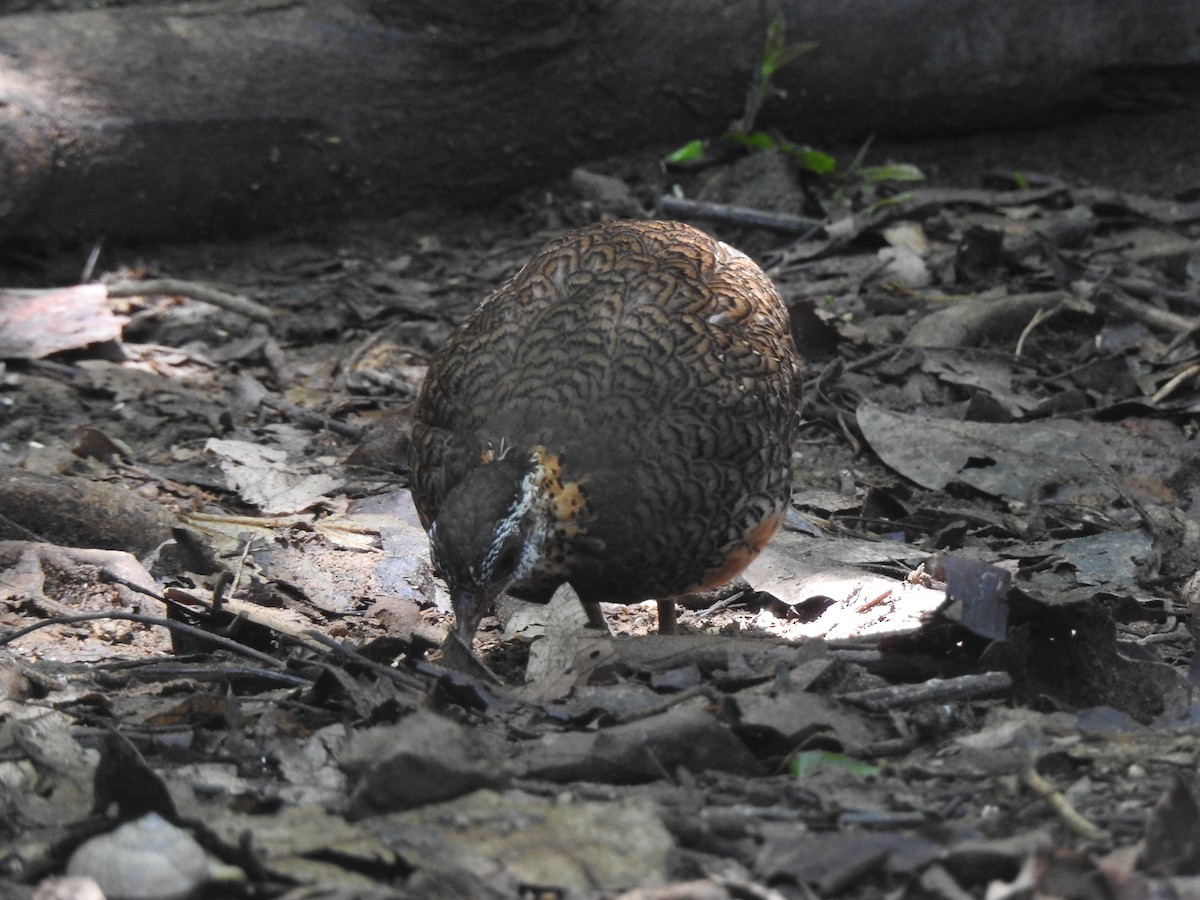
[409,219,802,608]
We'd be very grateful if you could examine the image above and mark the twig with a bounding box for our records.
[102,570,218,621]
[100,570,168,602]
[902,185,1068,211]
[1162,322,1200,357]
[100,570,429,691]
[1023,762,1111,843]
[261,397,366,439]
[837,671,1012,711]
[0,611,289,670]
[658,195,826,234]
[1071,186,1200,226]
[1081,453,1160,545]
[1151,362,1200,405]
[98,662,313,688]
[1015,306,1058,357]
[611,683,722,725]
[1094,284,1198,339]
[854,587,893,614]
[1110,274,1200,312]
[829,345,906,379]
[304,630,427,692]
[696,590,748,619]
[81,240,103,283]
[906,290,1072,349]
[107,278,274,323]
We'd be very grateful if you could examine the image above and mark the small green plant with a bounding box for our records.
[732,12,817,136]
[727,131,837,176]
[664,139,707,166]
[824,136,925,211]
[664,10,924,205]
[791,750,880,779]
[664,10,822,174]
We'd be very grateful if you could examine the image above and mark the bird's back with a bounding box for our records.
[410,219,800,604]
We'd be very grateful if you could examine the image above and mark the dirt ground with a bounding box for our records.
[2,102,1200,899]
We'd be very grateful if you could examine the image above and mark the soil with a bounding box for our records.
[2,104,1200,899]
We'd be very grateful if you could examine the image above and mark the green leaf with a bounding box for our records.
[724,133,836,176]
[761,15,816,78]
[791,750,880,779]
[1012,171,1031,190]
[664,139,708,164]
[845,136,875,175]
[868,190,916,212]
[770,40,818,74]
[784,144,837,175]
[857,163,926,183]
[762,17,786,78]
[724,131,779,151]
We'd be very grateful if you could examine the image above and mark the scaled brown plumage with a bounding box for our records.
[409,219,801,642]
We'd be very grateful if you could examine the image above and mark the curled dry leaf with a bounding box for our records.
[66,813,242,900]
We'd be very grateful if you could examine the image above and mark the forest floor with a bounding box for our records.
[2,102,1200,899]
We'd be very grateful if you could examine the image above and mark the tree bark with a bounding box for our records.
[0,0,1196,244]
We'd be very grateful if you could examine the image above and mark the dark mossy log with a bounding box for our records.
[0,0,1196,243]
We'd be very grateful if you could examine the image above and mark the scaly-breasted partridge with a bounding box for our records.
[409,219,801,643]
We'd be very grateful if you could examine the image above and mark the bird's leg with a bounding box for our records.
[582,600,610,631]
[656,598,678,634]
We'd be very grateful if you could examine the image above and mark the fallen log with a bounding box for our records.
[0,0,1196,243]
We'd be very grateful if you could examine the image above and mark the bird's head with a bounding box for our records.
[427,446,588,644]
[428,456,536,644]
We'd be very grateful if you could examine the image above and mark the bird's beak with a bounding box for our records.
[452,590,491,645]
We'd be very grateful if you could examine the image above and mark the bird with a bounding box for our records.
[408,219,801,645]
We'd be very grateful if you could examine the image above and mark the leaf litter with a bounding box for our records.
[1,148,1200,898]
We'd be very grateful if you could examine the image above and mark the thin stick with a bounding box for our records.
[0,611,290,670]
[261,397,366,439]
[1095,284,1197,338]
[107,278,274,323]
[658,195,826,234]
[1151,362,1200,404]
[305,630,427,692]
[611,683,721,725]
[1015,306,1057,357]
[837,671,1012,711]
[1024,762,1111,843]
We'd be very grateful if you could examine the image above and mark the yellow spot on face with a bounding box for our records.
[552,481,587,521]
[530,444,589,534]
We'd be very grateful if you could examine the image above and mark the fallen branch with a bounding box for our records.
[107,278,274,323]
[837,671,1013,711]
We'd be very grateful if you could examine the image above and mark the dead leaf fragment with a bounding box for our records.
[383,789,674,893]
[205,438,342,514]
[930,553,1012,641]
[342,711,509,814]
[1141,777,1200,876]
[857,402,1114,500]
[2,708,96,828]
[516,705,762,783]
[0,286,126,359]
